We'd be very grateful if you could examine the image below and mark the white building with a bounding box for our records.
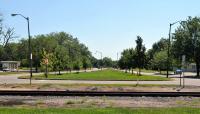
[0,61,20,72]
[185,63,197,72]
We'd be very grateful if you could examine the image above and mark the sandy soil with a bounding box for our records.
[0,84,200,92]
[0,96,200,108]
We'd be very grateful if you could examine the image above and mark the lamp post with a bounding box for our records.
[167,20,187,78]
[95,51,103,70]
[117,52,118,62]
[117,52,119,69]
[11,14,32,85]
[116,52,121,69]
[167,21,183,78]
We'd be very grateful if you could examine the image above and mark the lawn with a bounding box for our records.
[0,108,199,114]
[19,69,170,81]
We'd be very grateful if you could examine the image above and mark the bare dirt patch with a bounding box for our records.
[0,96,199,108]
[1,84,200,92]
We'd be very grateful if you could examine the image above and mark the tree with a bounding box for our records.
[0,14,16,48]
[0,13,3,38]
[146,38,168,70]
[135,36,146,75]
[102,57,113,68]
[172,16,200,77]
[40,49,54,78]
[151,50,168,74]
[0,30,98,73]
[0,27,16,48]
[152,38,168,53]
[171,27,191,69]
[119,49,131,72]
[82,56,92,72]
[0,16,2,38]
[91,57,99,68]
[54,45,69,75]
[73,59,82,73]
[0,14,18,61]
[118,48,136,74]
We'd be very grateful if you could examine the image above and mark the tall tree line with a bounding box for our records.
[118,36,146,75]
[0,31,95,73]
[171,16,200,77]
[119,16,200,77]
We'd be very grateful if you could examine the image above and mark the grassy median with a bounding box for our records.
[18,69,170,81]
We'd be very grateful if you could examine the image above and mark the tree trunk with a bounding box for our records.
[45,64,48,78]
[58,70,61,75]
[139,68,141,76]
[131,69,133,74]
[35,66,38,73]
[196,61,200,77]
[125,69,127,73]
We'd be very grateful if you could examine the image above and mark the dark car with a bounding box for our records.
[175,69,182,74]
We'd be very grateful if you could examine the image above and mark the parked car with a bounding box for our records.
[175,69,182,75]
[2,67,10,72]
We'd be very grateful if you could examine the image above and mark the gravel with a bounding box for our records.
[0,96,199,108]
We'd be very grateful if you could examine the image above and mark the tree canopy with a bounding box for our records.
[172,16,200,77]
[0,31,95,73]
[118,36,146,75]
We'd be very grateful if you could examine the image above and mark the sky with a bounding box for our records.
[1,0,200,60]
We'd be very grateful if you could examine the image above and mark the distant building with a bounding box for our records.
[185,63,197,72]
[173,63,197,72]
[0,61,20,72]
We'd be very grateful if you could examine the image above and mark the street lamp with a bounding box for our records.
[117,52,119,61]
[95,51,103,70]
[167,20,185,78]
[11,13,33,85]
[116,52,121,69]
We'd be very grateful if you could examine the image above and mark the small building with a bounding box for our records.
[0,61,20,72]
[185,63,197,72]
[173,63,198,72]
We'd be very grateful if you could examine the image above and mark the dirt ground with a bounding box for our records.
[0,84,199,108]
[0,96,200,108]
[0,84,200,92]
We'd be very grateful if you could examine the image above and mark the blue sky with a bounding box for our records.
[1,0,200,60]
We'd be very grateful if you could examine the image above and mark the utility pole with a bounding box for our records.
[167,21,184,78]
[167,23,172,78]
[95,51,103,70]
[11,14,33,85]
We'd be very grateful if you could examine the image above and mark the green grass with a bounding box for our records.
[0,108,199,114]
[19,67,30,70]
[19,69,170,81]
